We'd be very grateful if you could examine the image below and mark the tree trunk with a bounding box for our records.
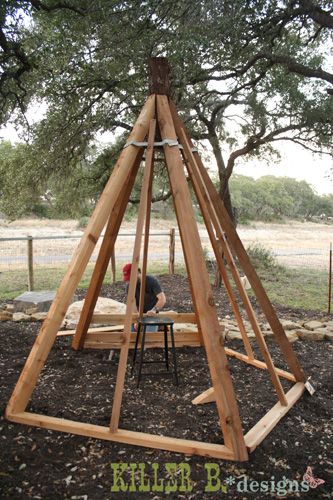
[208,129,236,287]
[208,129,236,225]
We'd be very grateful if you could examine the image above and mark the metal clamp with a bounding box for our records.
[124,139,198,153]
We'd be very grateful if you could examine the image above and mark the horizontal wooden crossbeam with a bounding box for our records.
[6,411,236,461]
[244,382,305,452]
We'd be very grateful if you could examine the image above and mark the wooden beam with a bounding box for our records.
[72,149,143,350]
[84,331,202,349]
[244,383,305,452]
[157,95,248,461]
[5,95,156,416]
[110,118,157,432]
[192,387,216,405]
[90,312,197,324]
[138,140,154,316]
[178,128,287,406]
[179,134,254,360]
[169,100,305,383]
[6,411,237,460]
[192,351,296,405]
[224,348,296,382]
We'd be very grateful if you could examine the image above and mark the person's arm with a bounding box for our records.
[146,291,166,316]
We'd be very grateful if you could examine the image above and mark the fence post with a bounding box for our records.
[329,243,332,314]
[111,247,116,283]
[27,235,34,291]
[169,227,175,274]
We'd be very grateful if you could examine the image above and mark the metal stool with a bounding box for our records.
[131,316,179,387]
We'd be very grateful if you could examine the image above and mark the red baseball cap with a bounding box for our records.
[122,263,132,281]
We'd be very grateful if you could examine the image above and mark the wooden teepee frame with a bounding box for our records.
[6,58,306,461]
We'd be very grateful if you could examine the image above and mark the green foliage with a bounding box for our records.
[0,1,332,220]
[246,243,279,270]
[0,141,44,219]
[230,174,331,222]
[77,216,89,229]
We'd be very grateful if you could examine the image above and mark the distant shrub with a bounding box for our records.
[77,216,89,229]
[246,243,278,270]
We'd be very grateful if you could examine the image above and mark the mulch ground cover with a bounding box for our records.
[0,275,332,499]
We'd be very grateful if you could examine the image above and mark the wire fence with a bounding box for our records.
[0,230,332,310]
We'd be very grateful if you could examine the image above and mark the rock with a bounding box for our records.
[262,330,274,337]
[25,306,38,315]
[261,322,272,332]
[226,331,242,340]
[65,297,126,326]
[324,331,333,341]
[0,312,12,321]
[30,312,48,321]
[286,331,299,343]
[281,319,302,331]
[12,312,31,322]
[13,291,57,313]
[303,320,324,331]
[297,329,325,341]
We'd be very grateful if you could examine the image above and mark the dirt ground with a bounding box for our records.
[1,275,332,499]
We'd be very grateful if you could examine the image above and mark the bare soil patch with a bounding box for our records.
[1,275,332,499]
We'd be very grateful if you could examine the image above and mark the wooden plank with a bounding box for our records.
[83,330,202,349]
[192,352,296,405]
[139,138,154,316]
[157,95,248,461]
[110,247,116,283]
[6,411,237,460]
[72,149,143,350]
[110,118,157,432]
[5,95,156,416]
[225,348,296,382]
[57,325,124,336]
[173,106,288,406]
[179,133,254,360]
[169,100,305,383]
[244,383,305,452]
[192,387,216,405]
[91,312,197,324]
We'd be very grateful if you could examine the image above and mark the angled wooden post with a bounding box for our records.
[180,148,254,360]
[6,96,156,416]
[178,126,287,406]
[5,60,307,462]
[169,100,305,383]
[157,95,248,461]
[110,248,116,283]
[110,117,157,432]
[139,145,155,316]
[71,149,144,350]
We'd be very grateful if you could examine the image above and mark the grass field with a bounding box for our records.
[1,260,330,312]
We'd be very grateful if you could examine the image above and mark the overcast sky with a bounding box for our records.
[1,121,332,196]
[234,142,333,195]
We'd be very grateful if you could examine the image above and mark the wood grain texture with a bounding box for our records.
[5,95,156,415]
[169,100,305,384]
[110,118,157,432]
[6,412,236,460]
[157,95,248,461]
